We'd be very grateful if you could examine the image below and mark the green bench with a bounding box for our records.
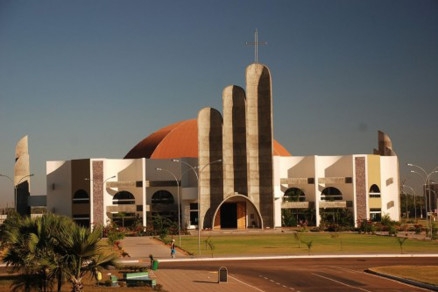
[124,272,156,288]
[124,271,149,280]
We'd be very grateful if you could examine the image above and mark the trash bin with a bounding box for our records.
[218,266,228,283]
[152,260,159,271]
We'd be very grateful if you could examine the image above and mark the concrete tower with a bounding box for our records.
[15,135,31,215]
[245,63,274,228]
[197,107,223,229]
[222,85,248,197]
[197,63,275,229]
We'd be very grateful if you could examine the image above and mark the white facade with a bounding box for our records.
[274,154,399,227]
[47,153,399,229]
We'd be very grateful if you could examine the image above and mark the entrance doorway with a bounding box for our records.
[220,203,237,228]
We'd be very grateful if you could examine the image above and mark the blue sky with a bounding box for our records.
[1,0,437,204]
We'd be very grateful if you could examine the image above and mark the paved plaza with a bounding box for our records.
[118,236,259,291]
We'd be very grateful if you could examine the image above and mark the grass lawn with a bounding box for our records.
[169,231,437,288]
[173,231,438,257]
[369,266,438,287]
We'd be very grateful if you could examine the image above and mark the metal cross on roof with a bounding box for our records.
[245,29,267,63]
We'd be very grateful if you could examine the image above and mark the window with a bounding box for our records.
[283,188,306,202]
[152,190,175,204]
[113,191,135,205]
[370,208,381,221]
[73,190,89,204]
[321,187,343,201]
[369,184,381,198]
[73,215,90,227]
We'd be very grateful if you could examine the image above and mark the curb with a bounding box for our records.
[366,269,438,291]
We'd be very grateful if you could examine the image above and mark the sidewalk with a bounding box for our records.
[118,236,259,291]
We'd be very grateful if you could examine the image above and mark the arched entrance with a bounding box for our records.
[281,187,315,227]
[319,187,353,228]
[211,195,263,230]
[151,189,175,220]
[72,189,90,227]
[112,191,136,227]
[369,184,382,221]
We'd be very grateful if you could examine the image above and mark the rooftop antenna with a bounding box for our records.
[245,29,267,63]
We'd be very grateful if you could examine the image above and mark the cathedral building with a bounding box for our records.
[46,63,400,230]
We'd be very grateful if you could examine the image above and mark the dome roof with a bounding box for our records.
[124,119,291,159]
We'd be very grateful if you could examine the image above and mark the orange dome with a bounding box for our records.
[124,119,291,159]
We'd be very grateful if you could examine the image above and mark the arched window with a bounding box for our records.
[321,187,343,201]
[152,190,175,204]
[283,188,306,202]
[113,191,135,205]
[73,189,89,204]
[369,184,381,198]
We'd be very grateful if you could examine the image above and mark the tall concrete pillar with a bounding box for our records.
[222,85,247,197]
[15,135,31,215]
[245,64,274,228]
[197,107,223,229]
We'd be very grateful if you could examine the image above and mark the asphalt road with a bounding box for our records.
[158,257,437,291]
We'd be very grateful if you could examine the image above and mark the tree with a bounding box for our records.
[396,237,408,254]
[56,222,117,292]
[204,236,215,258]
[1,213,117,292]
[1,212,62,291]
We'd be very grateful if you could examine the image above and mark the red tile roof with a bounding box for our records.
[124,119,291,159]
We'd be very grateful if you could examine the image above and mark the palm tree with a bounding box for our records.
[1,213,118,292]
[56,223,117,292]
[2,212,61,291]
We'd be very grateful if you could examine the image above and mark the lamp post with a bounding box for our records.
[0,173,34,211]
[85,175,116,188]
[172,158,222,256]
[402,184,417,220]
[0,174,13,208]
[407,164,438,214]
[156,167,181,248]
[407,163,438,237]
[104,175,116,183]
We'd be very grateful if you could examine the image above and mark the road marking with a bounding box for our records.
[258,274,300,291]
[229,274,266,292]
[313,273,372,292]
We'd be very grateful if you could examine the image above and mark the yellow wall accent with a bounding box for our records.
[369,198,381,208]
[367,155,381,206]
[367,155,381,185]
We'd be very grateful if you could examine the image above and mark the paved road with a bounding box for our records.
[158,257,438,291]
[119,237,438,291]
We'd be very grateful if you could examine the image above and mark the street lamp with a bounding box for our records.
[172,158,222,256]
[0,174,13,207]
[407,164,438,214]
[86,175,116,185]
[104,175,116,183]
[156,167,181,248]
[407,163,438,237]
[0,173,34,211]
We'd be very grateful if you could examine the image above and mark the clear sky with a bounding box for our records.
[1,0,437,205]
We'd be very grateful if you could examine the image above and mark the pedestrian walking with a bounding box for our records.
[170,239,176,258]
